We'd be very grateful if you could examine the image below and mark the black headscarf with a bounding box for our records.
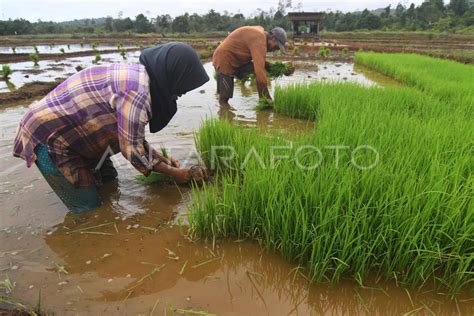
[139,42,209,133]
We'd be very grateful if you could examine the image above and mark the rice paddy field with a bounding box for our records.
[1,32,473,314]
[190,53,473,296]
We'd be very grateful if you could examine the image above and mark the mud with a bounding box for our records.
[0,80,62,108]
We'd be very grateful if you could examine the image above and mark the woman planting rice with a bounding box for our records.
[13,42,209,213]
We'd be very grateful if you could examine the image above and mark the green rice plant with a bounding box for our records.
[239,61,295,84]
[32,44,39,54]
[199,49,212,59]
[59,48,65,54]
[80,41,84,48]
[119,48,127,60]
[293,46,300,56]
[29,53,39,66]
[254,97,273,111]
[93,53,101,64]
[11,46,16,54]
[1,277,25,311]
[135,146,172,184]
[190,79,474,295]
[2,64,12,80]
[287,39,294,47]
[67,44,71,50]
[354,52,474,117]
[117,41,123,50]
[342,47,349,55]
[49,43,54,49]
[317,47,331,58]
[92,42,99,50]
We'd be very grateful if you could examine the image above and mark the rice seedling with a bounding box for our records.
[354,52,474,115]
[199,49,212,60]
[80,41,84,48]
[59,48,65,54]
[92,42,99,50]
[190,77,473,295]
[93,54,101,64]
[32,44,39,54]
[135,146,173,184]
[67,44,71,50]
[2,64,12,80]
[239,61,295,83]
[342,47,349,55]
[29,53,39,66]
[11,46,16,54]
[49,43,54,50]
[293,46,300,56]
[254,97,273,111]
[317,47,331,58]
[117,41,123,50]
[1,277,26,311]
[119,48,127,60]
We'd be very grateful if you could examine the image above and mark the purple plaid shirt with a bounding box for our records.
[13,63,164,187]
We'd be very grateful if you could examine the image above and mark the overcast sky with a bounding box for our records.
[1,0,433,22]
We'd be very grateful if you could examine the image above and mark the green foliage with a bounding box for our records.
[342,47,349,55]
[67,44,71,50]
[190,54,474,294]
[1,64,12,80]
[11,45,16,54]
[135,146,172,184]
[317,47,331,58]
[254,97,273,111]
[239,61,295,83]
[119,48,127,60]
[292,46,300,56]
[29,53,39,66]
[32,44,39,54]
[59,47,65,54]
[198,49,212,59]
[94,53,101,63]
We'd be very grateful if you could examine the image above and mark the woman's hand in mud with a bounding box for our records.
[170,159,180,168]
[170,168,191,184]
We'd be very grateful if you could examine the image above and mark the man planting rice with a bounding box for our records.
[212,26,288,106]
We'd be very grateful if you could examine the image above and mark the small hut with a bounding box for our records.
[287,12,325,40]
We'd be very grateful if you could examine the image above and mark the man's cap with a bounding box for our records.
[270,27,287,53]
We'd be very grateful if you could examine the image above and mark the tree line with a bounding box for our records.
[0,0,472,35]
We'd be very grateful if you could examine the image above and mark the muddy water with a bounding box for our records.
[0,51,142,93]
[0,44,138,54]
[0,63,472,315]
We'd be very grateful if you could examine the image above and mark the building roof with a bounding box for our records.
[287,12,325,22]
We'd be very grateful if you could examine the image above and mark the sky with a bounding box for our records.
[1,0,433,22]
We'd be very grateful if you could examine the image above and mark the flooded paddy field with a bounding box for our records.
[0,54,473,315]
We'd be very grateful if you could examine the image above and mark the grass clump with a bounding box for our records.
[11,46,16,54]
[190,78,473,295]
[59,48,65,54]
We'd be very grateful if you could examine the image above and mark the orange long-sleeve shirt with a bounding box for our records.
[212,26,270,98]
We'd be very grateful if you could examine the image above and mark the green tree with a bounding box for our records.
[172,14,190,33]
[134,14,153,33]
[449,0,469,16]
